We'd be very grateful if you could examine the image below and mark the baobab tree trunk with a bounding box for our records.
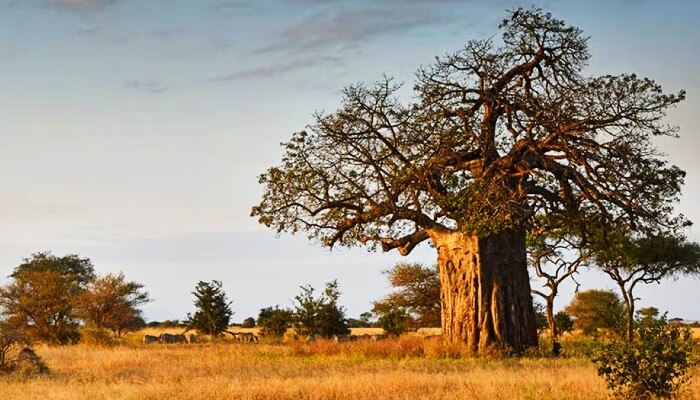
[429,228,538,354]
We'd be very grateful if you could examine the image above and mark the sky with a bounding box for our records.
[1,0,699,322]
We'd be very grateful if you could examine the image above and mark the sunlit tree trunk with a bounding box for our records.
[430,229,538,354]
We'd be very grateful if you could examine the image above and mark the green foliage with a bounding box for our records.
[0,252,95,344]
[636,307,660,324]
[347,312,374,328]
[377,308,413,337]
[565,290,625,337]
[185,281,233,336]
[554,311,574,335]
[73,273,150,337]
[292,280,349,338]
[257,307,293,338]
[372,263,441,328]
[241,317,256,328]
[594,316,697,399]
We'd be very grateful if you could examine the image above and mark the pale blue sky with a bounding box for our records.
[1,0,699,322]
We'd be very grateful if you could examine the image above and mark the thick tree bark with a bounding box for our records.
[429,228,538,354]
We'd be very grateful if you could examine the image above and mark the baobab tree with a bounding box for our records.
[252,8,687,353]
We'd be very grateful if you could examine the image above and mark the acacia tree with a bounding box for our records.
[251,8,686,353]
[0,252,94,344]
[565,289,625,337]
[73,273,150,337]
[590,232,700,341]
[372,263,441,328]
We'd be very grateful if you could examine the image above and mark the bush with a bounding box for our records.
[257,307,293,338]
[241,317,256,328]
[376,308,413,337]
[292,280,349,339]
[593,317,697,399]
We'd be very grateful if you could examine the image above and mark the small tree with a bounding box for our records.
[241,317,256,328]
[293,280,349,338]
[185,281,233,336]
[0,252,95,344]
[257,306,293,338]
[529,229,587,349]
[377,309,412,337]
[554,311,574,335]
[594,315,697,399]
[565,290,625,337]
[372,263,441,328]
[73,273,150,337]
[257,306,294,338]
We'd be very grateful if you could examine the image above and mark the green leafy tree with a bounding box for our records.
[185,281,233,336]
[292,280,350,338]
[251,7,687,353]
[74,273,150,337]
[372,263,441,328]
[589,231,700,341]
[347,312,375,328]
[636,307,660,324]
[594,316,697,399]
[0,252,95,344]
[257,306,293,338]
[554,311,574,335]
[377,308,413,337]
[241,317,256,328]
[565,290,625,337]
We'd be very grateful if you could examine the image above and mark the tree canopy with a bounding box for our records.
[252,7,686,255]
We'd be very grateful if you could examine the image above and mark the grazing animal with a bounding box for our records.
[188,334,197,343]
[159,333,187,344]
[238,332,258,343]
[143,334,160,344]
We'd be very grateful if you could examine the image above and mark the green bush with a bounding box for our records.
[593,317,697,399]
[257,307,293,338]
[377,308,413,337]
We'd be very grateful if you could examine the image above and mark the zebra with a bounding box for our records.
[159,333,187,344]
[143,334,160,344]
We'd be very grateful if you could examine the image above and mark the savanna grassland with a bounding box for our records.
[2,328,699,400]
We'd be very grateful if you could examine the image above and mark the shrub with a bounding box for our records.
[376,308,412,337]
[257,306,293,338]
[593,317,697,399]
[241,317,256,328]
[292,280,349,339]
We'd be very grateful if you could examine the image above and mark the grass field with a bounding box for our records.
[1,330,698,400]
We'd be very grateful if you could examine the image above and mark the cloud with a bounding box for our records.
[257,7,446,53]
[123,80,169,94]
[207,57,341,81]
[48,0,117,10]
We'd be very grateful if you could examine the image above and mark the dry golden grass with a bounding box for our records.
[691,327,700,340]
[1,335,698,400]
